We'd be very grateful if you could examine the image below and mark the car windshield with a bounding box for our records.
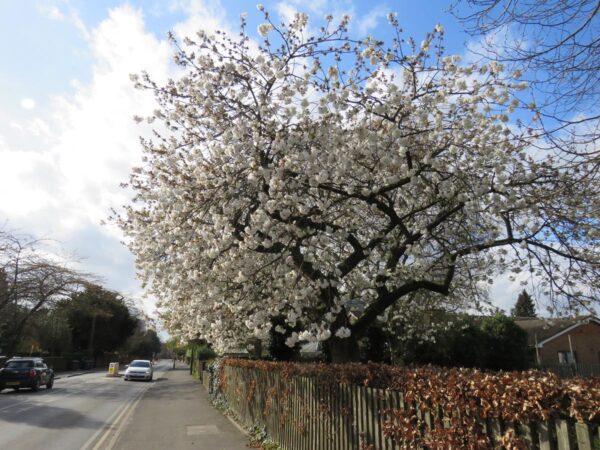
[130,361,150,368]
[5,360,34,368]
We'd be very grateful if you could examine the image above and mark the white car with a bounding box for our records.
[123,360,153,381]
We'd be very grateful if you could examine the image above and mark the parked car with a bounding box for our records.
[0,357,54,392]
[123,360,153,381]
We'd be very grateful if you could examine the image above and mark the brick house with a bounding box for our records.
[514,316,600,376]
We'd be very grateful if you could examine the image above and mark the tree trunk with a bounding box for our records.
[327,334,361,363]
[326,306,361,362]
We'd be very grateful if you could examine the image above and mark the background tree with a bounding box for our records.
[400,316,487,368]
[161,337,187,360]
[480,313,529,370]
[511,289,536,317]
[451,0,600,178]
[122,327,162,360]
[397,313,529,370]
[0,229,90,355]
[67,284,136,361]
[186,339,217,361]
[18,306,73,356]
[119,10,600,361]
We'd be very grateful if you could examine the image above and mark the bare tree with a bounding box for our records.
[0,229,91,354]
[451,0,600,164]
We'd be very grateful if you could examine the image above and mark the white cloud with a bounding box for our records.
[29,117,52,137]
[464,24,529,65]
[274,3,321,38]
[489,272,532,314]
[277,0,351,16]
[0,141,59,215]
[21,98,36,110]
[276,3,300,25]
[37,4,65,21]
[171,0,231,40]
[40,5,173,236]
[69,10,91,41]
[0,5,169,306]
[0,2,233,321]
[276,0,355,27]
[9,122,24,132]
[356,5,388,36]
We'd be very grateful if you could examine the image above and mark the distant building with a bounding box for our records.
[515,315,600,377]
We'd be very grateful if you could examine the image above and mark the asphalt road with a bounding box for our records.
[0,360,170,450]
[111,366,249,450]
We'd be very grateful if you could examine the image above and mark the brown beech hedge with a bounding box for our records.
[221,358,600,424]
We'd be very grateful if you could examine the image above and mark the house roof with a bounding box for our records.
[514,315,600,347]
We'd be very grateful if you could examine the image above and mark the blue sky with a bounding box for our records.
[0,1,467,111]
[0,0,527,325]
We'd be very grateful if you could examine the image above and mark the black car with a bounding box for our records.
[0,357,54,392]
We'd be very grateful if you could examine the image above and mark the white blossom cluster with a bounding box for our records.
[118,11,600,355]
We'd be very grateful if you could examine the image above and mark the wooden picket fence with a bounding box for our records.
[217,365,600,450]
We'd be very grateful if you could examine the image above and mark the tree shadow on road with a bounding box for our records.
[0,403,104,429]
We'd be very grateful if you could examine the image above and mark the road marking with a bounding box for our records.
[187,425,221,435]
[101,388,146,450]
[35,395,58,404]
[0,401,30,413]
[80,366,166,450]
[0,394,46,412]
[0,379,100,413]
[79,389,145,450]
[14,406,34,414]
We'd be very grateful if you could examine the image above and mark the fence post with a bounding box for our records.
[519,422,534,448]
[574,423,593,450]
[537,420,555,450]
[302,377,308,450]
[384,389,394,450]
[556,419,573,450]
[344,383,352,450]
[489,417,503,446]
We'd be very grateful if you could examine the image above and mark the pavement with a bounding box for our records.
[53,369,99,380]
[110,365,249,450]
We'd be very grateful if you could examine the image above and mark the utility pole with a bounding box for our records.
[189,346,194,375]
[568,334,577,375]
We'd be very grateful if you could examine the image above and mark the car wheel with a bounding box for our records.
[46,377,54,389]
[31,378,40,392]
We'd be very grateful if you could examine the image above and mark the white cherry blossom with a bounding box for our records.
[118,10,600,360]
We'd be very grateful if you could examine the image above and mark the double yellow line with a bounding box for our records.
[80,385,147,450]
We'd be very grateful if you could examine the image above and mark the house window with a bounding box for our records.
[558,351,576,365]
